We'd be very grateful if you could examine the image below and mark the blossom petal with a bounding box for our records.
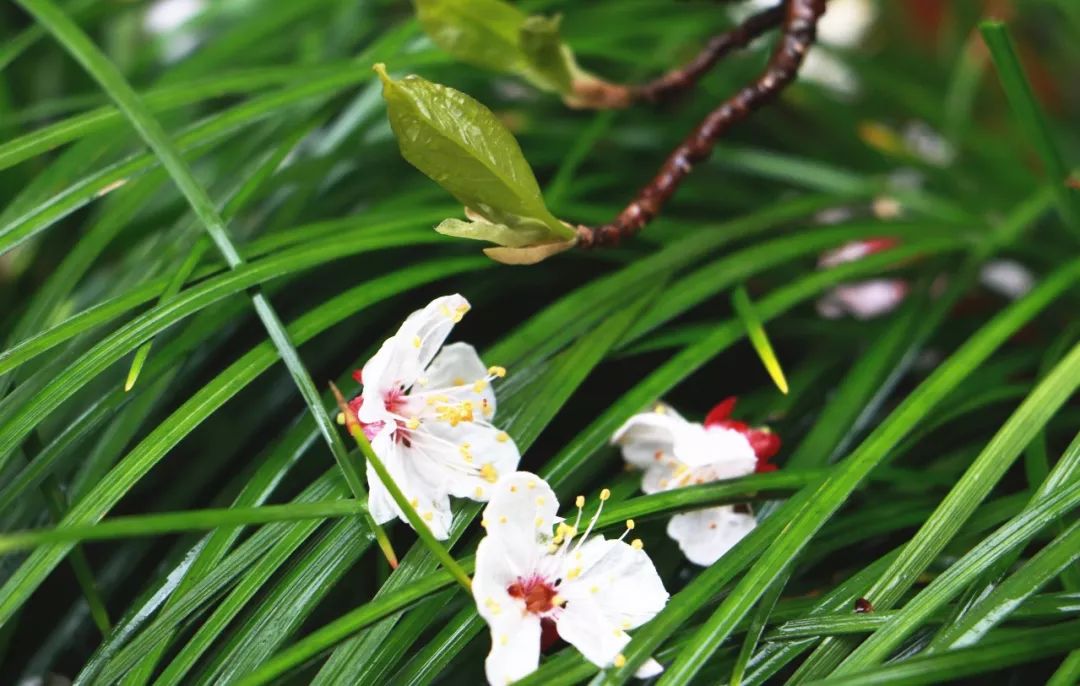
[365,427,401,524]
[484,611,541,686]
[559,538,668,631]
[611,408,687,469]
[481,472,559,574]
[422,341,497,413]
[667,506,756,566]
[361,294,471,395]
[473,536,544,685]
[675,424,756,474]
[640,463,679,495]
[816,280,907,320]
[410,422,520,502]
[556,591,664,678]
[365,429,454,539]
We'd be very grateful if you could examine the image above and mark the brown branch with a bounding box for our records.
[633,3,785,104]
[568,3,785,110]
[576,0,827,248]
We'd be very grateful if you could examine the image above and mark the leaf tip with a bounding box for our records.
[372,62,391,85]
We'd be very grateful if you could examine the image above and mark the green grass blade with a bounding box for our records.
[0,500,366,553]
[601,257,1080,686]
[732,284,789,394]
[980,21,1080,238]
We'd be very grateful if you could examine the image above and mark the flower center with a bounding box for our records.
[507,576,560,615]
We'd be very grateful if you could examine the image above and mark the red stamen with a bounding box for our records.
[352,369,363,384]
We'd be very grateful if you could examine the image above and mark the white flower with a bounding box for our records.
[979,259,1034,300]
[352,294,520,539]
[144,0,204,61]
[817,239,909,320]
[816,279,909,320]
[612,402,771,566]
[473,472,668,685]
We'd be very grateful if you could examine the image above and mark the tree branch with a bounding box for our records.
[576,0,827,248]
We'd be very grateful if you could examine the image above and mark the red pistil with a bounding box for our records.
[508,577,563,652]
[507,576,559,614]
[704,396,782,472]
[348,377,411,444]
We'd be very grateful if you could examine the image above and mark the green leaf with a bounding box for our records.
[519,15,575,94]
[413,0,526,74]
[375,64,574,244]
[436,213,549,248]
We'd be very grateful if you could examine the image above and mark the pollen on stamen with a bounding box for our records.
[499,515,508,524]
[496,431,509,443]
[336,412,346,425]
[423,511,434,521]
[654,404,666,414]
[631,539,644,550]
[406,417,420,430]
[599,488,611,501]
[487,365,506,378]
[481,518,489,528]
[614,654,627,668]
[534,516,544,527]
[452,377,466,386]
[480,463,498,483]
[473,379,487,393]
[575,495,585,508]
[412,335,422,349]
[626,519,635,530]
[535,496,545,506]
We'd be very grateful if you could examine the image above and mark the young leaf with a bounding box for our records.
[413,0,527,74]
[519,15,575,94]
[483,239,576,265]
[375,64,576,250]
[435,216,544,248]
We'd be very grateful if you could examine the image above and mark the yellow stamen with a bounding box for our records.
[496,431,509,443]
[412,335,422,349]
[405,417,420,430]
[626,519,635,530]
[473,379,488,393]
[614,654,627,668]
[475,486,484,498]
[599,488,611,501]
[487,365,506,378]
[575,495,585,508]
[480,463,498,483]
[423,511,434,521]
[499,515,508,524]
[631,539,644,550]
[336,412,346,425]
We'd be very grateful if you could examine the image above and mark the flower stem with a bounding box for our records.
[329,383,473,592]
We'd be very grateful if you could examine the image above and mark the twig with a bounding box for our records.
[634,3,785,103]
[576,0,826,248]
[570,3,784,109]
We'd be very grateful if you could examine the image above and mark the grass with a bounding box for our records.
[1,0,1078,684]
